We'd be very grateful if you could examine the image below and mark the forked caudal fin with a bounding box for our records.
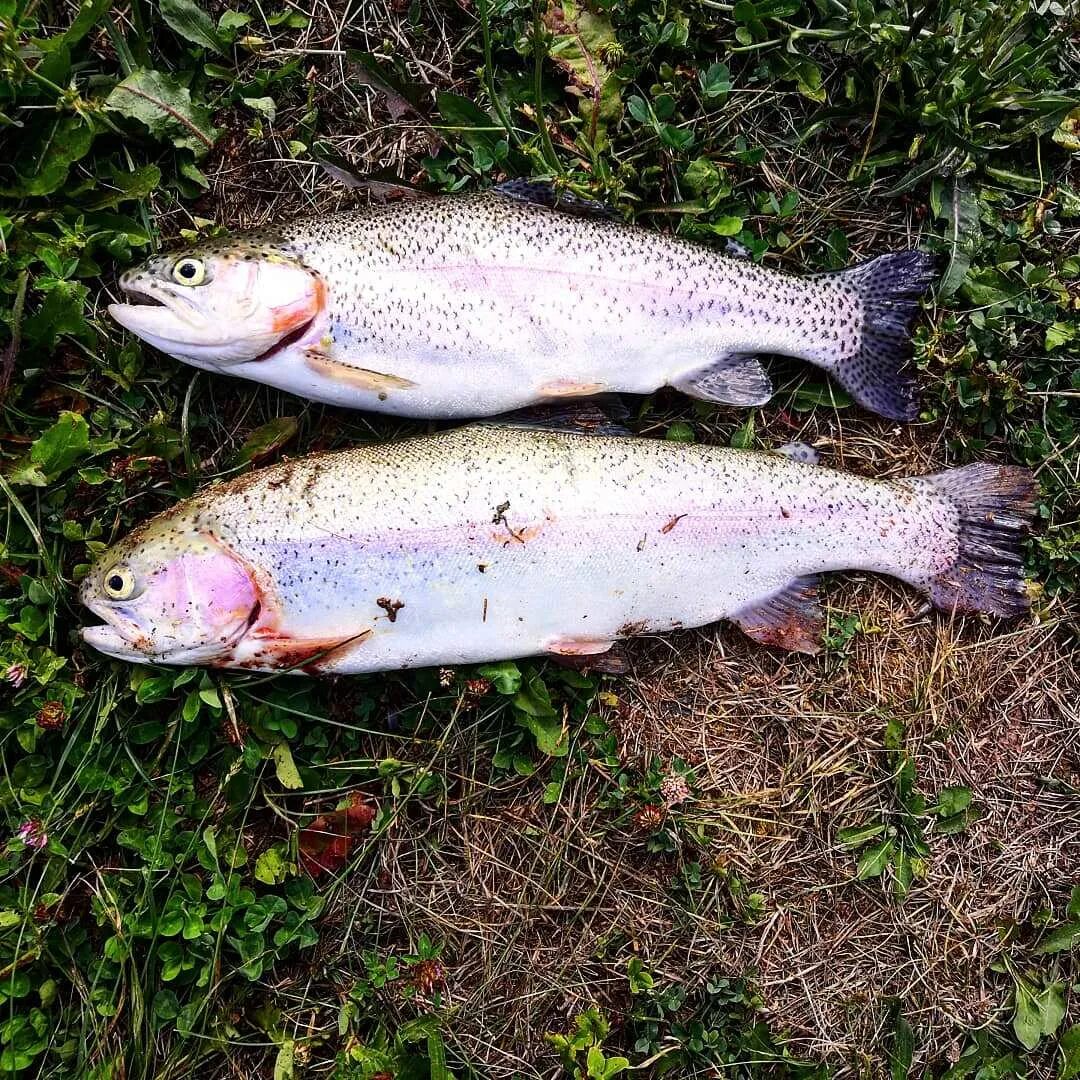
[820,251,939,422]
[909,463,1037,617]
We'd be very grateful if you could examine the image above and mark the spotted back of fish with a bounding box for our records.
[259,192,935,420]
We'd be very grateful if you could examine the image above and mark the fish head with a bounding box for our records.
[80,515,261,665]
[109,240,326,367]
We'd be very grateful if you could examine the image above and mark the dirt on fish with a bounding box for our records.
[376,597,405,622]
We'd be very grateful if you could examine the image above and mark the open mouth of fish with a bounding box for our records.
[110,282,314,363]
[124,290,164,307]
[109,281,204,341]
[117,280,194,312]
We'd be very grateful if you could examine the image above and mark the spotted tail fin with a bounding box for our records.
[909,463,1037,617]
[821,251,939,421]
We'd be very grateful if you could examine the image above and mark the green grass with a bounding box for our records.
[0,0,1078,1076]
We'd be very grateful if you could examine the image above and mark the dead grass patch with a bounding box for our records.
[300,587,1078,1076]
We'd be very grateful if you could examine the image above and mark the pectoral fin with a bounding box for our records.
[672,354,773,407]
[305,349,417,394]
[731,577,822,654]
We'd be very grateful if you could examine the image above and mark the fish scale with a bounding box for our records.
[109,189,937,420]
[280,194,844,393]
[79,424,1036,672]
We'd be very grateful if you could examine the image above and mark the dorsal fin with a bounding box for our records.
[493,179,620,221]
[775,442,821,465]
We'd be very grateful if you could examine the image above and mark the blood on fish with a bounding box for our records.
[376,597,405,622]
[491,521,545,545]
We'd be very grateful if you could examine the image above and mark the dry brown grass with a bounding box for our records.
[300,582,1076,1077]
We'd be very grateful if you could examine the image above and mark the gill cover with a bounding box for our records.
[80,520,260,665]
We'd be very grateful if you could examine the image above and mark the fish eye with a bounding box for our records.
[102,566,137,601]
[172,257,206,286]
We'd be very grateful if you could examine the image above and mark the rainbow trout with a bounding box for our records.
[109,184,936,421]
[80,422,1034,673]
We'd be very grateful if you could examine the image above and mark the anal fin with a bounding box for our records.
[672,354,773,407]
[731,577,822,654]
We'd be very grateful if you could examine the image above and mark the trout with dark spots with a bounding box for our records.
[109,187,936,421]
[79,424,1035,673]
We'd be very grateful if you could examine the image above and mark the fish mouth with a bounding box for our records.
[79,585,159,663]
[79,620,237,666]
[79,612,254,667]
[124,288,167,307]
[109,280,213,347]
[80,623,154,664]
[109,280,317,365]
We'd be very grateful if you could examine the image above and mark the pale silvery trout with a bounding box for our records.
[109,184,937,421]
[79,423,1035,673]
